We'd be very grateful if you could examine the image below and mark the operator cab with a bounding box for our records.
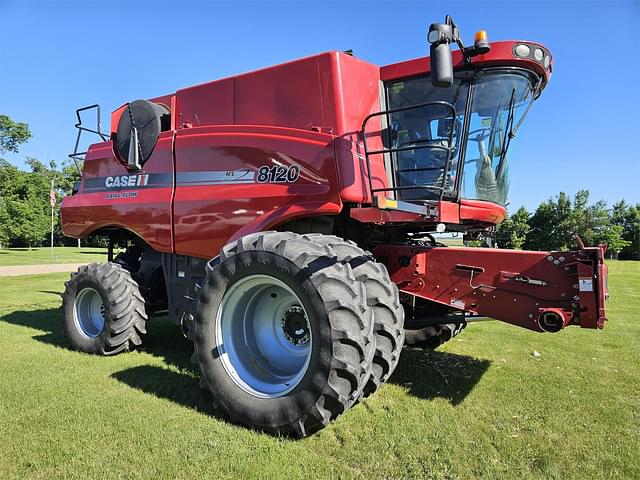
[386,67,539,206]
[363,15,552,227]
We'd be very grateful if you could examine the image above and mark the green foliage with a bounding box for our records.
[0,154,81,248]
[496,206,530,249]
[524,198,568,250]
[599,225,631,255]
[0,160,52,248]
[514,190,637,256]
[0,115,31,154]
[571,191,610,247]
[610,200,640,259]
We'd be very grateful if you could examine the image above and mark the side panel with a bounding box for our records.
[60,133,174,252]
[177,78,234,128]
[331,52,383,204]
[375,244,608,332]
[173,125,342,259]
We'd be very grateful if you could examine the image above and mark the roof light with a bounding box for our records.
[513,43,552,71]
[514,44,530,57]
[474,30,487,43]
[473,30,490,54]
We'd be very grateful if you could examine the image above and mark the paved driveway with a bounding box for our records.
[0,263,85,277]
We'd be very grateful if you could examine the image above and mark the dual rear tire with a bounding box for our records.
[192,232,404,436]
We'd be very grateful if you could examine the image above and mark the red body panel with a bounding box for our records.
[375,244,607,331]
[172,125,341,258]
[460,199,506,224]
[61,134,174,253]
[62,41,551,256]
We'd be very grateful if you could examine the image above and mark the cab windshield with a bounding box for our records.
[385,68,538,206]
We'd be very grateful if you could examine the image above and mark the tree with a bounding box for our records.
[496,206,530,249]
[0,160,12,248]
[0,115,31,154]
[570,190,611,247]
[598,224,631,259]
[524,193,574,251]
[611,200,640,259]
[0,159,53,248]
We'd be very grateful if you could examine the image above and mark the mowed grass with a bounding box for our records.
[0,262,638,479]
[0,247,107,266]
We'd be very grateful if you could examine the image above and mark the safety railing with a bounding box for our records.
[69,104,110,174]
[360,100,457,203]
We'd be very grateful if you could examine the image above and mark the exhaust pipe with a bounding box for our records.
[537,308,571,333]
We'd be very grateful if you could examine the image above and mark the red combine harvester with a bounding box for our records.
[61,16,608,437]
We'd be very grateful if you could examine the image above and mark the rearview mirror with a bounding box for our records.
[430,43,453,87]
[428,22,454,88]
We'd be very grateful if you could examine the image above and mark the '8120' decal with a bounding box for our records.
[256,164,300,183]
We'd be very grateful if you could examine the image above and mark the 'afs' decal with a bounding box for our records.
[105,174,150,188]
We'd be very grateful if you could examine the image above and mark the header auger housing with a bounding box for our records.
[61,16,608,437]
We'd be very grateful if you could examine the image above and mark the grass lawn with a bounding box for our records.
[0,247,107,266]
[0,262,637,479]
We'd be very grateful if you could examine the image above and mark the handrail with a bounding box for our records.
[68,104,110,174]
[360,100,458,203]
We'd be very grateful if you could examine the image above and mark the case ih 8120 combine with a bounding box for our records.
[61,16,608,437]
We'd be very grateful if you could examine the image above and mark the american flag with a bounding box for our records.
[50,189,56,207]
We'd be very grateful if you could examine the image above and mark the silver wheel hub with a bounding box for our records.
[73,287,106,338]
[215,275,312,398]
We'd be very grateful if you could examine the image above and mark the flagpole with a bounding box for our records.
[50,178,54,260]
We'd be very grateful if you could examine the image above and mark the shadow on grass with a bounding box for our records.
[39,290,64,296]
[0,308,67,347]
[0,306,220,416]
[1,306,490,410]
[389,348,490,404]
[0,306,195,371]
[111,366,218,417]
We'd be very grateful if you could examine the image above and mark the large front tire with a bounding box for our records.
[193,232,374,437]
[61,263,148,355]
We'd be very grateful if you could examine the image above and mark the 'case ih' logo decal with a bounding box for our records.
[105,174,150,188]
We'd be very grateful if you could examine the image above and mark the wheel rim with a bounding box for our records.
[216,274,312,398]
[73,287,106,338]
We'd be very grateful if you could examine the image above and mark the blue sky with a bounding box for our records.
[1,0,638,211]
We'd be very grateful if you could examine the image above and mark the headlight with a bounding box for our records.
[513,43,552,71]
[514,44,530,57]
